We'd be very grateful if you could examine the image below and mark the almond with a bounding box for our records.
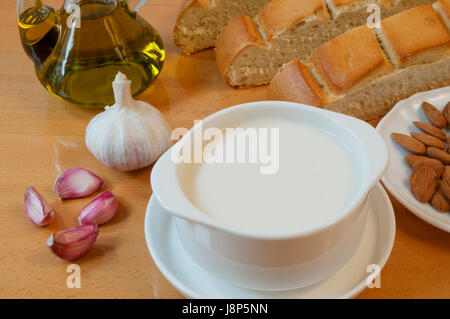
[404,155,444,177]
[431,191,450,212]
[410,132,446,149]
[391,133,426,154]
[422,102,447,128]
[443,166,450,180]
[447,135,450,153]
[409,166,438,202]
[404,154,429,167]
[413,121,446,140]
[440,178,450,200]
[442,102,450,127]
[427,147,450,164]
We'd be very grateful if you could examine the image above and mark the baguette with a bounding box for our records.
[215,0,436,88]
[173,0,270,55]
[267,2,450,120]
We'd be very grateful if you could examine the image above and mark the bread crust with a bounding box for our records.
[268,61,329,106]
[380,4,450,66]
[215,14,267,83]
[311,25,392,94]
[256,0,327,41]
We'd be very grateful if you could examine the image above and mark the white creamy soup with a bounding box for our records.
[180,116,359,235]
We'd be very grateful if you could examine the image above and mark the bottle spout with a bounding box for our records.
[17,0,58,66]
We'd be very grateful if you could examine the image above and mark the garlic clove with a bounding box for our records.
[85,72,173,171]
[24,187,55,226]
[47,224,99,261]
[78,191,118,225]
[54,168,103,199]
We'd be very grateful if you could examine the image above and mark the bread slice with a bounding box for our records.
[216,0,436,88]
[268,4,450,120]
[173,0,270,55]
[311,25,393,94]
[377,4,450,67]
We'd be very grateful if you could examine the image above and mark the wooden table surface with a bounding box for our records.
[1,0,449,299]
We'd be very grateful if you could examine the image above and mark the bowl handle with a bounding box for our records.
[330,113,389,190]
[150,144,221,229]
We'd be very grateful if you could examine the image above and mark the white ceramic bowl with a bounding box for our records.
[151,101,388,291]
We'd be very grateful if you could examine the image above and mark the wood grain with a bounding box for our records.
[0,0,448,298]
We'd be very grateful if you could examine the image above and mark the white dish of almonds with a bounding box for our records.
[377,86,450,233]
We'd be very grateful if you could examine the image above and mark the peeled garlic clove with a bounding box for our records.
[85,72,173,171]
[47,224,99,261]
[24,187,55,226]
[54,168,103,199]
[79,191,118,225]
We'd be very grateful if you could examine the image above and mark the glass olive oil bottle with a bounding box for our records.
[18,0,164,108]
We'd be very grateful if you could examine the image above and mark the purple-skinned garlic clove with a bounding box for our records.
[79,191,118,225]
[24,187,55,226]
[47,224,99,261]
[54,168,103,199]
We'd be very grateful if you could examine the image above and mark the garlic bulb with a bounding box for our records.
[85,72,173,171]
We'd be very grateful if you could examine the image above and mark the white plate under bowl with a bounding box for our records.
[376,87,450,232]
[144,183,395,298]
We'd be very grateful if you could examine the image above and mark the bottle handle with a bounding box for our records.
[127,0,147,12]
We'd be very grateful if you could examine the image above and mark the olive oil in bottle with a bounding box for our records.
[18,0,165,108]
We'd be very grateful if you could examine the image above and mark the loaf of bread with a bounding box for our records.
[268,2,450,120]
[215,0,436,88]
[173,0,270,54]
